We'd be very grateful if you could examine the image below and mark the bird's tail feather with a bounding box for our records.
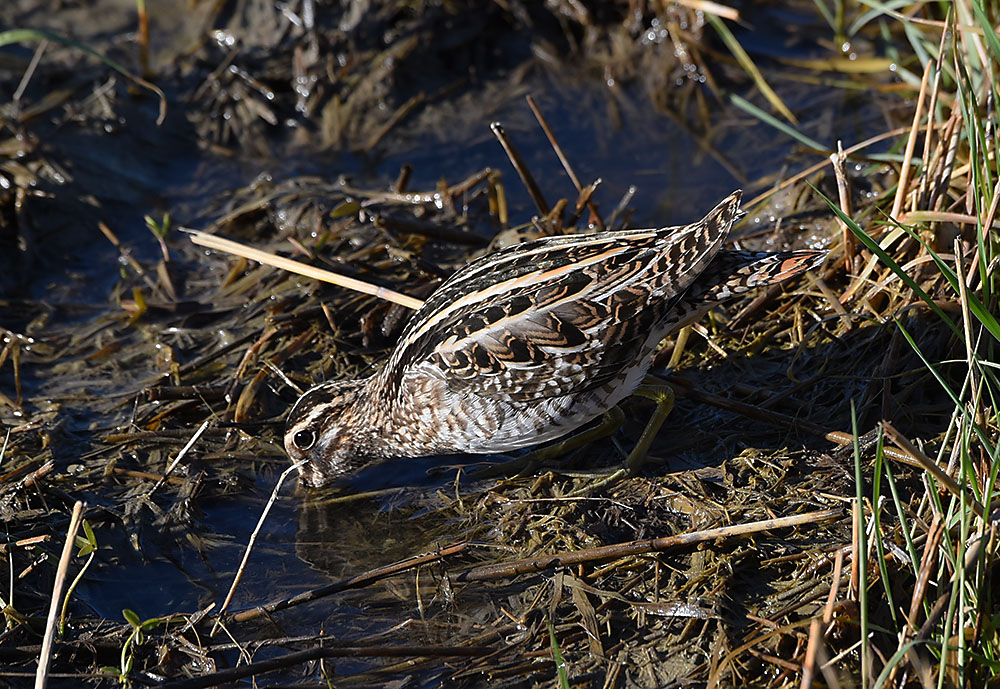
[687,249,826,303]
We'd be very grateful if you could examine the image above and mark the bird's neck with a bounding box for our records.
[340,374,415,460]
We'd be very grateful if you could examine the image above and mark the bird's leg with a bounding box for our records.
[474,383,675,484]
[525,405,626,465]
[565,382,675,496]
[536,382,675,473]
[470,407,625,478]
[624,383,675,474]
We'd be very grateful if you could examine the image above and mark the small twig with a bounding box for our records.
[452,509,841,582]
[881,421,985,518]
[35,501,85,689]
[185,230,424,310]
[213,461,303,633]
[526,95,605,230]
[229,541,468,623]
[490,121,550,215]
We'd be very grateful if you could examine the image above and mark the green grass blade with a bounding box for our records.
[707,14,798,124]
[850,0,925,37]
[547,619,570,689]
[871,429,900,631]
[874,639,935,688]
[0,28,166,124]
[729,94,822,150]
[810,0,836,32]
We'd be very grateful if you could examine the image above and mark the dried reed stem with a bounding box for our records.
[454,508,841,581]
[35,501,85,689]
[185,230,424,310]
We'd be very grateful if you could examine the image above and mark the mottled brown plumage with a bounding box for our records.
[285,190,825,487]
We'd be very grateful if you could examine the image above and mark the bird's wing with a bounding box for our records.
[382,191,741,403]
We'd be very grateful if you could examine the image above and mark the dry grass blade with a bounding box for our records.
[891,61,933,220]
[213,461,304,633]
[147,418,211,497]
[185,230,424,310]
[900,210,1000,228]
[675,0,739,21]
[34,501,85,689]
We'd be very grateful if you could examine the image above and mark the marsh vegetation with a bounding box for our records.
[1,1,998,687]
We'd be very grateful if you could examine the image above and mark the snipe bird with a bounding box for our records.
[285,190,825,487]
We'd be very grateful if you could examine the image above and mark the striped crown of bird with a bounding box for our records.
[284,189,826,487]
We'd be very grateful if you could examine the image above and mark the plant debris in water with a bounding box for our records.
[1,1,999,687]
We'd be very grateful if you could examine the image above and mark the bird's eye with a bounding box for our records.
[293,429,317,451]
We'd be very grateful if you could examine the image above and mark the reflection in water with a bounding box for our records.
[294,453,467,574]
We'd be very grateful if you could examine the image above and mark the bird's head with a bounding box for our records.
[283,379,370,488]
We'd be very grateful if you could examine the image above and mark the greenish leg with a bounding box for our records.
[625,384,676,475]
[566,383,675,495]
[470,406,626,478]
[525,405,626,464]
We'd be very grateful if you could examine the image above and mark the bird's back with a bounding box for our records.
[379,190,745,407]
